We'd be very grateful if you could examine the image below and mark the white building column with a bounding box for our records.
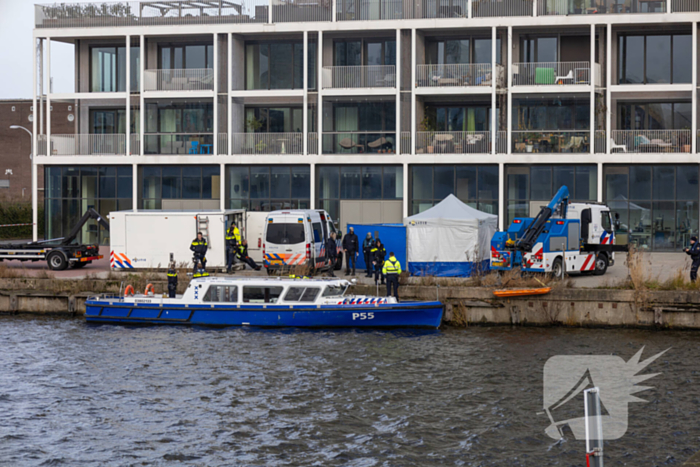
[220,163,226,211]
[32,38,38,242]
[310,163,316,209]
[132,163,138,211]
[498,163,505,230]
[606,24,611,155]
[403,163,409,219]
[140,34,145,156]
[46,38,51,155]
[590,24,595,155]
[597,162,603,203]
[213,33,218,156]
[411,29,416,155]
[303,31,308,155]
[507,27,512,155]
[126,35,131,157]
[318,31,323,156]
[228,33,233,156]
[396,28,401,155]
[491,26,497,156]
[693,22,697,154]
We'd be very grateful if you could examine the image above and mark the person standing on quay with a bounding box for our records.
[685,236,700,281]
[326,232,339,277]
[190,232,208,273]
[382,252,401,301]
[363,232,375,277]
[342,227,359,275]
[167,263,178,298]
[372,239,386,285]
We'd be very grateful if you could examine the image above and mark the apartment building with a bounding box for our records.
[31,0,700,250]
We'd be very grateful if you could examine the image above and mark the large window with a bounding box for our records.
[617,102,692,130]
[45,166,132,245]
[245,41,316,90]
[227,165,310,211]
[90,45,140,92]
[513,97,590,130]
[604,165,698,250]
[334,39,396,66]
[410,165,498,216]
[159,44,214,70]
[618,34,691,84]
[144,100,213,155]
[317,165,402,220]
[424,104,493,132]
[521,37,558,62]
[140,166,220,209]
[426,37,501,64]
[90,109,139,134]
[245,107,303,133]
[506,165,597,225]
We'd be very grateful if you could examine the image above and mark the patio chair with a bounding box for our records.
[339,137,363,152]
[610,138,627,153]
[189,141,200,154]
[555,70,574,84]
[561,136,583,152]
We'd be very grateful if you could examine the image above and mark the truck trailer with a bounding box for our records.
[490,186,627,277]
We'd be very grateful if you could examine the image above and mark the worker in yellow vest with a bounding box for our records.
[382,251,402,301]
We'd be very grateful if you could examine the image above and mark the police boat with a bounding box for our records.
[85,277,443,328]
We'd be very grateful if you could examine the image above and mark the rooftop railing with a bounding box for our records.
[537,0,666,14]
[144,69,214,91]
[322,65,396,89]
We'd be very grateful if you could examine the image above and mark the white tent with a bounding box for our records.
[403,194,498,276]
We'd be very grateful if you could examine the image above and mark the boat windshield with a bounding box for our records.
[322,284,347,297]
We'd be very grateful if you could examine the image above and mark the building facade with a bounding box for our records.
[32,0,700,250]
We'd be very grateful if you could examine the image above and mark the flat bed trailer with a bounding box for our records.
[0,208,108,270]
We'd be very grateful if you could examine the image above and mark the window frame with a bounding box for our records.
[618,33,691,85]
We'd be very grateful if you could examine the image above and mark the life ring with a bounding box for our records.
[124,285,134,296]
[144,283,155,295]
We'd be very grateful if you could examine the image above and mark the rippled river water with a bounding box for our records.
[1,317,699,466]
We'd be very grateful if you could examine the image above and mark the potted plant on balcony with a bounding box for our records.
[525,132,538,153]
[419,116,436,154]
[246,116,266,153]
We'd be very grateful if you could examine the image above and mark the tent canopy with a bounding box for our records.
[406,194,497,225]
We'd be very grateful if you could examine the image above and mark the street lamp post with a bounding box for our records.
[9,125,37,242]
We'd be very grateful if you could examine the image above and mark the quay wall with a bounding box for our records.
[2,277,700,329]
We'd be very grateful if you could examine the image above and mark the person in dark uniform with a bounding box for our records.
[190,232,208,273]
[238,239,262,271]
[685,236,700,281]
[342,227,359,276]
[363,232,375,278]
[193,262,209,278]
[225,224,240,273]
[326,232,338,277]
[167,263,178,298]
[372,239,386,285]
[382,252,402,301]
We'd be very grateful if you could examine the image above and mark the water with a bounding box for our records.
[0,317,699,466]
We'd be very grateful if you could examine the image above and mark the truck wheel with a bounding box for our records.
[47,251,68,271]
[551,257,563,279]
[594,254,608,276]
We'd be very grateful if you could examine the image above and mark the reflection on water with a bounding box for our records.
[0,317,698,466]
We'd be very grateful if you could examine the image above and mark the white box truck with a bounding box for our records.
[110,210,245,270]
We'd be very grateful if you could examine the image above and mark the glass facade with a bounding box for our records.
[425,37,501,64]
[334,39,396,66]
[90,45,140,92]
[410,165,498,215]
[144,99,213,155]
[618,34,692,84]
[90,109,139,134]
[424,103,493,131]
[317,165,402,221]
[159,44,214,69]
[506,165,597,224]
[322,99,396,154]
[245,41,316,90]
[140,166,220,209]
[245,107,304,133]
[604,165,699,250]
[617,102,692,130]
[513,97,590,130]
[226,165,310,211]
[520,36,558,62]
[44,166,132,245]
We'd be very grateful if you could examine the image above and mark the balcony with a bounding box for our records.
[144,69,214,92]
[512,62,601,87]
[322,132,396,154]
[416,131,491,153]
[39,134,131,156]
[231,133,304,154]
[322,66,396,89]
[144,133,214,155]
[537,0,665,14]
[416,64,503,88]
[472,0,533,16]
[512,131,590,153]
[611,130,691,153]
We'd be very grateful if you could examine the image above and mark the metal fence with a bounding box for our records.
[274,0,332,22]
[472,0,533,16]
[417,0,469,17]
[415,63,498,87]
[611,130,691,153]
[512,62,593,86]
[336,0,405,20]
[400,131,411,154]
[129,134,140,155]
[46,134,127,155]
[35,1,266,28]
[218,133,228,155]
[144,133,214,155]
[512,131,591,153]
[594,130,606,153]
[496,130,507,154]
[672,0,700,11]
[308,132,318,155]
[231,133,303,154]
[415,131,491,154]
[322,66,396,89]
[143,68,214,91]
[322,132,396,154]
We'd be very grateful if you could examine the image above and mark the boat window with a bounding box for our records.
[266,223,305,245]
[322,285,346,297]
[203,285,238,303]
[243,286,284,303]
[284,287,321,302]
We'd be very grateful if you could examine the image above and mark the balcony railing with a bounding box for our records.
[336,0,405,20]
[218,133,228,155]
[416,131,491,154]
[415,64,504,88]
[144,69,213,91]
[129,134,140,155]
[538,0,665,14]
[308,132,318,155]
[400,131,411,154]
[231,133,303,154]
[322,132,396,154]
[322,66,396,89]
[611,130,691,153]
[40,134,127,156]
[496,131,507,153]
[512,62,600,86]
[673,0,700,11]
[472,0,533,16]
[274,0,331,22]
[594,130,606,153]
[144,133,214,155]
[512,131,590,153]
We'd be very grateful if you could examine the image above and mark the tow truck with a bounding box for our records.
[490,186,627,277]
[0,208,108,271]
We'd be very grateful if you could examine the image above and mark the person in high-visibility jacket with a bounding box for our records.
[192,261,209,278]
[225,224,241,273]
[166,263,178,298]
[382,251,402,301]
[190,232,208,272]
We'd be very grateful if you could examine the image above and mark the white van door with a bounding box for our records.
[264,215,309,268]
[310,219,325,270]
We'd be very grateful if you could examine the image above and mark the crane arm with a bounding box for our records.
[60,208,110,245]
[514,186,570,252]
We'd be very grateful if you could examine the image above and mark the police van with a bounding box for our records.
[263,209,342,275]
